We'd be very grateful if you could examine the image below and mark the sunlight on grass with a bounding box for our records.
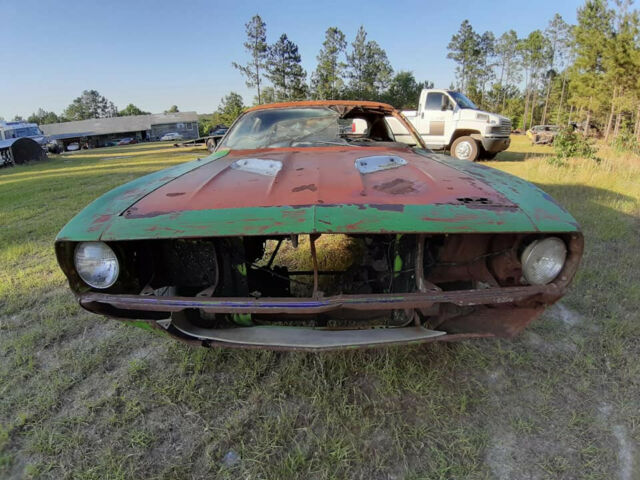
[1,139,639,479]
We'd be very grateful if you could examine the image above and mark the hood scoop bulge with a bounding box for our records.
[355,155,407,174]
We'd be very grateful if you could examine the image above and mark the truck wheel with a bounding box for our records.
[451,136,480,161]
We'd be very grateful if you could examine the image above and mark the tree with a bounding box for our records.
[119,104,149,116]
[569,0,614,135]
[447,20,481,93]
[27,109,61,124]
[254,86,277,105]
[265,34,307,100]
[475,31,496,107]
[64,90,117,121]
[311,27,347,99]
[542,14,571,124]
[494,30,521,111]
[232,15,268,104]
[216,92,245,126]
[165,105,179,113]
[345,26,393,100]
[12,115,24,122]
[383,72,433,109]
[518,31,551,130]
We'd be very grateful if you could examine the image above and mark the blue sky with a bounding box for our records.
[0,0,583,119]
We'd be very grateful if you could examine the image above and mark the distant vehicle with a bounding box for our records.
[117,138,138,145]
[208,125,228,136]
[66,142,80,151]
[0,121,50,167]
[400,89,512,161]
[526,125,559,145]
[160,132,184,141]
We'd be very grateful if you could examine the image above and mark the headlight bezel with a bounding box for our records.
[74,241,120,289]
[520,236,567,286]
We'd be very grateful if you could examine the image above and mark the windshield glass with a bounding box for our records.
[448,92,478,110]
[219,106,423,150]
[11,127,42,138]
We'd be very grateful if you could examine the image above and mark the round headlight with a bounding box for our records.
[520,237,567,285]
[74,242,119,289]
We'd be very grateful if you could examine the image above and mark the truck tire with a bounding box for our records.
[451,136,480,161]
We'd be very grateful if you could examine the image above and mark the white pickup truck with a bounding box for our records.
[400,89,511,161]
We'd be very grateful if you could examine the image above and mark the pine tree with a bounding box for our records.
[345,26,393,100]
[569,0,614,134]
[447,20,481,92]
[265,34,307,101]
[311,27,347,99]
[232,15,268,104]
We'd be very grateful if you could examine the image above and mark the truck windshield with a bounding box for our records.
[9,127,43,138]
[449,92,478,110]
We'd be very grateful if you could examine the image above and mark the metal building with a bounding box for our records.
[40,112,199,148]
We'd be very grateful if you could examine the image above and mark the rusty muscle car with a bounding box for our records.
[55,101,583,350]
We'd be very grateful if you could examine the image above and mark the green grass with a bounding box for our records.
[1,137,639,479]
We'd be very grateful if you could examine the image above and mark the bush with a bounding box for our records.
[611,130,640,155]
[552,127,599,163]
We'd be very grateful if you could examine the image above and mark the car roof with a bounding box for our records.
[246,100,396,114]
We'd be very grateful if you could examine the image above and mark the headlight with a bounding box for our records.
[74,242,119,288]
[520,237,567,285]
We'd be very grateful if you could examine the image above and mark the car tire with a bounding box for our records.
[206,138,217,153]
[451,136,480,161]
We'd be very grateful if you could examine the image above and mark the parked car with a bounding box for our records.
[208,125,228,136]
[526,125,559,145]
[55,100,583,350]
[117,137,138,145]
[400,89,512,161]
[160,132,184,141]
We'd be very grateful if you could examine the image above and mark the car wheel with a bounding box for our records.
[206,138,217,153]
[451,136,480,161]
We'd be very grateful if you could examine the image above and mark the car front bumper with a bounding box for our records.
[481,136,511,153]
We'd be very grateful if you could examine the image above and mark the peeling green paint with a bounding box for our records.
[393,234,403,278]
[55,149,229,242]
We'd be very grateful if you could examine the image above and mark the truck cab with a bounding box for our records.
[402,89,511,161]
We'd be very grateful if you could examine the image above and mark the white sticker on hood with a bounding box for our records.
[231,158,282,177]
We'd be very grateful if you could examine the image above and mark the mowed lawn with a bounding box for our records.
[1,137,639,479]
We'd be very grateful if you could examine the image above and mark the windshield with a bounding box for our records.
[4,126,42,138]
[448,92,478,110]
[219,106,423,150]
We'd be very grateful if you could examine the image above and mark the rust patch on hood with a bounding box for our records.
[292,184,318,193]
[373,178,416,195]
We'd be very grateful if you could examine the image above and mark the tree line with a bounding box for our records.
[230,16,431,109]
[13,0,640,145]
[447,0,640,139]
[6,90,176,125]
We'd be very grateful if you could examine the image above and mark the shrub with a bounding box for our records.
[552,127,598,163]
[611,130,640,155]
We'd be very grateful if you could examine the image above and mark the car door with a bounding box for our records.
[422,92,454,149]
